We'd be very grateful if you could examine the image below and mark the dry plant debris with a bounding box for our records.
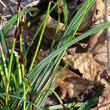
[62,52,100,81]
[2,0,110,109]
[43,66,100,100]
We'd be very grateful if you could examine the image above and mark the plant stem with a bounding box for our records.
[34,88,67,110]
[20,15,26,110]
[24,75,32,110]
[22,64,26,110]
[28,0,52,72]
[5,0,21,105]
[0,65,7,87]
[0,42,8,80]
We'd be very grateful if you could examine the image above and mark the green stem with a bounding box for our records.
[5,0,21,105]
[50,4,60,52]
[16,57,22,86]
[0,65,7,87]
[24,0,61,60]
[63,0,68,29]
[34,89,63,106]
[20,16,26,110]
[71,0,90,39]
[24,75,32,110]
[28,1,52,72]
[5,38,16,104]
[21,64,26,110]
[0,42,8,80]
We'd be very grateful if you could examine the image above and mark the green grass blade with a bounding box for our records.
[0,65,7,87]
[0,42,8,80]
[0,93,42,110]
[36,1,92,106]
[50,4,61,52]
[3,7,38,34]
[28,1,52,72]
[25,23,110,107]
[63,0,68,29]
[5,0,21,105]
[0,29,9,63]
[38,58,72,107]
[24,0,61,59]
[16,57,22,86]
[22,35,27,65]
[84,102,98,110]
[52,59,72,87]
[11,72,18,89]
[44,103,84,110]
[55,0,94,49]
[28,22,110,84]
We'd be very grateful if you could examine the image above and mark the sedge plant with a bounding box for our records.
[0,0,110,110]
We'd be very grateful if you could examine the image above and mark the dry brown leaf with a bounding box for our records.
[87,31,108,73]
[38,14,82,46]
[98,78,110,110]
[62,52,100,81]
[38,15,65,46]
[43,66,100,100]
[87,0,110,75]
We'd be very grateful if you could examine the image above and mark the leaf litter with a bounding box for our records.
[2,0,110,109]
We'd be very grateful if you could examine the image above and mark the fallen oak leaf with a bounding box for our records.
[43,66,101,100]
[62,52,100,81]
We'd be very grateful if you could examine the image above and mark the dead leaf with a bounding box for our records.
[98,78,110,110]
[62,52,100,81]
[43,66,100,100]
[87,31,108,73]
[38,14,65,46]
[22,0,40,9]
[87,0,110,75]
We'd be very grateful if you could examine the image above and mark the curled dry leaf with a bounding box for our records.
[98,78,110,110]
[87,0,110,75]
[87,30,108,73]
[44,66,94,100]
[87,0,105,56]
[62,52,100,81]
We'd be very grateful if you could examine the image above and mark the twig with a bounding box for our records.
[90,102,110,110]
[0,0,6,8]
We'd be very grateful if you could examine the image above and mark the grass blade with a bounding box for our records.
[3,7,38,34]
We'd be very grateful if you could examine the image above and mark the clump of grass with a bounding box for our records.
[0,0,110,109]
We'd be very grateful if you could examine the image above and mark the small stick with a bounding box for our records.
[90,102,110,110]
[0,0,6,8]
